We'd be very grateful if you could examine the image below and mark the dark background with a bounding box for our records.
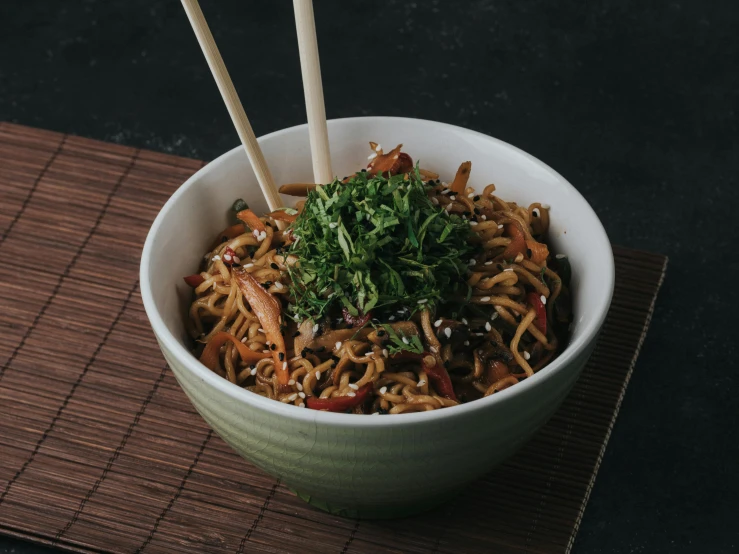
[1,0,737,552]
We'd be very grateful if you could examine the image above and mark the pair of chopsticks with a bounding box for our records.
[180,0,331,211]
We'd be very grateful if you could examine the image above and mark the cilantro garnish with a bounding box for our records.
[285,168,471,322]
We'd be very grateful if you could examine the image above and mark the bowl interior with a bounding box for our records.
[141,116,613,420]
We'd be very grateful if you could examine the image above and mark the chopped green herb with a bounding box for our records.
[379,324,424,355]
[286,169,471,321]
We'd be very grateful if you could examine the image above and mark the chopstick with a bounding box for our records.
[180,0,282,211]
[293,0,333,184]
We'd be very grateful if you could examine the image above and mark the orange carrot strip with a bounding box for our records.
[237,209,266,235]
[450,161,472,193]
[502,222,527,259]
[526,239,549,265]
[200,332,270,372]
[268,210,298,223]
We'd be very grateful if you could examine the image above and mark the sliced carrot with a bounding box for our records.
[208,223,246,250]
[236,209,266,236]
[278,183,316,196]
[199,332,270,372]
[268,210,298,223]
[502,222,527,259]
[525,239,549,265]
[232,269,289,386]
[450,161,472,193]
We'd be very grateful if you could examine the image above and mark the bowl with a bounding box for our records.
[140,116,614,519]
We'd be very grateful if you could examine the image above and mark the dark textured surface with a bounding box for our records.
[0,1,736,553]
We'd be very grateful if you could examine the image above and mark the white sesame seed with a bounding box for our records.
[431,196,439,205]
[288,379,295,385]
[444,327,452,338]
[297,383,303,391]
[485,321,492,331]
[368,152,377,160]
[364,351,373,357]
[468,192,475,198]
[556,253,566,259]
[333,342,341,352]
[375,143,382,152]
[498,224,504,229]
[241,337,248,343]
[258,328,266,333]
[382,349,389,357]
[430,346,438,353]
[298,402,305,407]
[262,349,269,353]
[402,336,410,344]
[464,340,470,346]
[445,203,453,212]
[504,268,514,272]
[283,362,288,371]
[313,324,319,333]
[287,393,298,401]
[468,258,476,266]
[417,298,428,304]
[481,296,491,302]
[244,263,254,269]
[275,281,284,289]
[491,312,499,320]
[315,370,321,379]
[475,332,484,336]
[523,351,531,360]
[211,255,221,262]
[469,221,478,226]
[349,383,359,390]
[417,380,427,387]
[461,318,468,325]
[329,222,338,229]
[250,367,257,376]
[389,315,396,321]
[380,386,388,394]
[347,391,356,397]
[484,261,493,266]
[540,295,547,304]
[371,412,380,415]
[434,319,443,327]
[449,195,456,200]
[223,253,232,261]
[299,392,306,399]
[542,204,550,209]
[481,215,487,220]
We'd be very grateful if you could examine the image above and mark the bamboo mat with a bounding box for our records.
[0,122,667,554]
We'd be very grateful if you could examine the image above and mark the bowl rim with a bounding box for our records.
[140,115,615,428]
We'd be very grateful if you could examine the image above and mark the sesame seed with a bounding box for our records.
[498,224,504,229]
[368,152,377,160]
[299,392,306,399]
[287,393,298,401]
[540,295,547,304]
[349,383,359,390]
[431,197,439,205]
[542,204,550,209]
[335,341,341,350]
[481,296,491,302]
[233,256,241,264]
[298,402,305,407]
[467,192,475,198]
[417,299,428,304]
[445,203,453,212]
[380,386,388,394]
[523,351,531,360]
[402,336,410,344]
[288,379,295,385]
[250,367,257,376]
[297,383,303,391]
[434,319,443,327]
[491,312,499,320]
[389,315,396,321]
[449,195,456,200]
[315,370,321,379]
[375,143,382,152]
[211,255,221,262]
[461,318,468,325]
[484,261,493,266]
[382,349,389,357]
[275,281,284,289]
[347,391,356,397]
[241,337,248,343]
[485,321,492,331]
[244,263,254,268]
[429,346,438,353]
[417,380,427,387]
[469,258,476,266]
[464,340,470,346]
[481,215,487,220]
[469,221,478,226]
[223,254,232,261]
[556,254,566,259]
[504,268,514,272]
[313,324,319,333]
[371,412,380,415]
[283,362,288,371]
[475,332,484,336]
[444,327,452,338]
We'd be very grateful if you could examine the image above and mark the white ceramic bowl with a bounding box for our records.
[140,117,614,518]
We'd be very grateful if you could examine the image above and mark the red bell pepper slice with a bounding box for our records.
[422,357,458,401]
[221,246,240,265]
[342,307,372,328]
[306,384,372,412]
[527,292,547,334]
[183,274,206,288]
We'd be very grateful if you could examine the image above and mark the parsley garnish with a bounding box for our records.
[286,169,471,321]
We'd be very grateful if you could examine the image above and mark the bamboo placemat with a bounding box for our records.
[0,122,667,554]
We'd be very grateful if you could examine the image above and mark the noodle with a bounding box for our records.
[184,143,573,414]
